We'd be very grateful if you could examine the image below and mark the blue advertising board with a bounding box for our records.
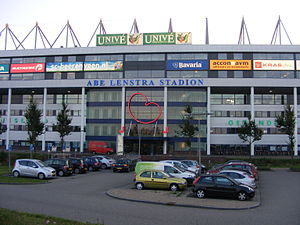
[46,62,83,72]
[166,60,208,71]
[0,64,9,73]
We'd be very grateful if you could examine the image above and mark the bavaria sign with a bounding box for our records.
[96,32,192,46]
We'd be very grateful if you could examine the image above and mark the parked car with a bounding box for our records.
[68,158,88,174]
[181,160,206,173]
[218,170,256,188]
[44,158,73,176]
[92,155,115,169]
[112,158,135,172]
[207,163,258,180]
[160,160,199,174]
[135,170,187,191]
[88,141,114,154]
[12,159,56,180]
[135,161,195,184]
[193,174,255,201]
[81,157,102,171]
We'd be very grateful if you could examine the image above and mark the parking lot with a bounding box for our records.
[1,167,300,225]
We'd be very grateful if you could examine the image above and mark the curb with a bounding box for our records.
[106,188,261,210]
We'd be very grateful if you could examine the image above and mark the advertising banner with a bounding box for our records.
[10,63,45,73]
[84,61,123,71]
[46,62,83,72]
[166,60,208,70]
[96,34,127,46]
[0,64,9,73]
[96,32,191,46]
[253,60,294,70]
[295,60,300,70]
[210,60,252,70]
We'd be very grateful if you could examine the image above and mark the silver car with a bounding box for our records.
[12,159,56,180]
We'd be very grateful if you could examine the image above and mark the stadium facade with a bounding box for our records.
[0,43,299,156]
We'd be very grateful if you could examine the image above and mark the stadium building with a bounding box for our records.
[0,22,299,157]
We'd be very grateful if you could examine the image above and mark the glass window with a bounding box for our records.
[223,94,234,105]
[0,58,10,63]
[211,94,222,104]
[167,53,207,60]
[253,53,294,59]
[140,171,151,177]
[262,95,274,105]
[200,176,213,184]
[125,54,165,61]
[152,171,164,178]
[168,89,206,102]
[215,177,232,185]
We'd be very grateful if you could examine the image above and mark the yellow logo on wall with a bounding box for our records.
[210,60,252,70]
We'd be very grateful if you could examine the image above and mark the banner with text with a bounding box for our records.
[10,63,45,73]
[84,61,123,71]
[253,60,294,70]
[46,62,83,72]
[166,60,208,70]
[210,60,252,70]
[96,32,192,46]
[0,64,9,73]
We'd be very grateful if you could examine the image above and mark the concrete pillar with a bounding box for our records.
[163,86,168,154]
[42,87,47,151]
[294,87,298,156]
[6,88,11,150]
[250,87,255,156]
[207,86,211,155]
[80,87,85,153]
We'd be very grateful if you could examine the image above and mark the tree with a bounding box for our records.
[54,100,72,151]
[24,95,44,151]
[175,105,198,150]
[275,105,296,157]
[238,115,263,154]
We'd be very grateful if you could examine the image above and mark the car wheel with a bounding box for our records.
[136,182,144,190]
[13,171,20,177]
[237,191,247,201]
[196,189,205,198]
[58,170,64,177]
[38,173,45,180]
[170,184,178,192]
[101,164,107,169]
[88,166,93,172]
[74,168,80,174]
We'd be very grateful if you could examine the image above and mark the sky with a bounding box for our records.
[0,0,299,49]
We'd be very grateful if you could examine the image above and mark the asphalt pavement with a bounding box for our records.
[0,169,300,225]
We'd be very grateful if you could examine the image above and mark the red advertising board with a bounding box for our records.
[10,63,45,73]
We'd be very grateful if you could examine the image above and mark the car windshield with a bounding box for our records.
[36,160,46,167]
[174,165,186,172]
[182,161,193,166]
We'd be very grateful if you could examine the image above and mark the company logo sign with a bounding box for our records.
[84,61,123,71]
[166,60,208,70]
[253,60,294,70]
[0,64,9,73]
[128,93,162,124]
[10,63,45,73]
[96,32,192,46]
[46,62,83,72]
[210,60,251,70]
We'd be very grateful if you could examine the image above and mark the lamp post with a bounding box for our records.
[186,111,212,174]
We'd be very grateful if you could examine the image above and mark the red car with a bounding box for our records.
[207,163,258,180]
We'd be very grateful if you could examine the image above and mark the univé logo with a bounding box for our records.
[128,93,162,124]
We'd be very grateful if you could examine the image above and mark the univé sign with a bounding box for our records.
[96,32,192,46]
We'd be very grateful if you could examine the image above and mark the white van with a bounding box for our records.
[135,161,195,184]
[160,160,199,174]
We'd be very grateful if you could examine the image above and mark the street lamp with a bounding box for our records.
[186,111,212,174]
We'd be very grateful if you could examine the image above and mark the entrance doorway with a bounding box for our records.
[124,138,163,155]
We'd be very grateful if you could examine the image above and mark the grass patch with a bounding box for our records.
[0,176,49,184]
[0,208,102,225]
[290,165,300,172]
[0,166,10,176]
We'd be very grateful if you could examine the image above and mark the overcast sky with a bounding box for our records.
[0,0,299,49]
